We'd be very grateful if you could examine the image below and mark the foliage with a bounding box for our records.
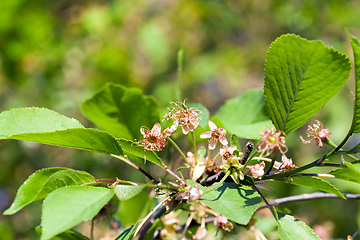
[2,26,360,239]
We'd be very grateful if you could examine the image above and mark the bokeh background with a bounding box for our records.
[1,0,360,239]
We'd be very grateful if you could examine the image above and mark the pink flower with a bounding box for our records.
[220,145,237,161]
[164,100,202,135]
[136,123,168,151]
[257,128,287,157]
[274,155,296,171]
[214,214,233,232]
[200,120,228,150]
[300,120,332,148]
[248,161,266,179]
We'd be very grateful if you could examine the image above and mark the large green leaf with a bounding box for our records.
[36,227,90,240]
[284,176,345,199]
[264,34,351,135]
[277,212,321,240]
[188,180,262,225]
[215,89,273,138]
[41,186,114,240]
[117,139,163,166]
[347,31,360,133]
[4,168,95,215]
[0,107,84,136]
[81,83,160,140]
[330,161,360,184]
[0,107,123,156]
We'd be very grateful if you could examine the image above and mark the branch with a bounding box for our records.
[257,192,360,211]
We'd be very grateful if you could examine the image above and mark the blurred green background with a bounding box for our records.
[1,0,360,239]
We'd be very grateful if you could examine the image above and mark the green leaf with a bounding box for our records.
[230,133,241,153]
[81,83,160,140]
[115,221,142,240]
[347,31,360,133]
[264,34,351,135]
[0,107,84,136]
[117,139,163,166]
[115,184,147,201]
[188,180,262,225]
[215,89,274,138]
[4,168,95,215]
[330,161,360,184]
[41,186,114,240]
[0,107,123,156]
[277,212,321,240]
[36,227,90,240]
[284,176,345,199]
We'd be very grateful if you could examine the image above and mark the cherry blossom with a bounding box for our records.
[200,120,228,150]
[257,128,287,157]
[300,120,332,148]
[248,161,266,179]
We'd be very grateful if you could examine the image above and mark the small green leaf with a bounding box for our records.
[117,139,163,166]
[277,212,321,240]
[115,184,147,201]
[82,83,160,140]
[330,161,360,184]
[285,176,345,199]
[264,34,351,135]
[230,134,241,152]
[197,146,206,159]
[4,168,95,215]
[347,31,360,133]
[215,89,273,138]
[188,180,262,225]
[41,186,114,240]
[36,227,90,240]
[115,221,142,240]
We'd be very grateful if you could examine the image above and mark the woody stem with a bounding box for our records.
[111,154,159,184]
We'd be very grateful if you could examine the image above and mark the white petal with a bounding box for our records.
[219,137,228,146]
[208,120,217,131]
[151,123,162,136]
[209,138,217,150]
[200,132,211,139]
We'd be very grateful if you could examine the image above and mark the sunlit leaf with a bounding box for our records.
[277,212,321,240]
[115,184,147,201]
[330,161,360,184]
[264,34,351,135]
[36,227,90,240]
[81,83,160,140]
[0,107,123,156]
[347,31,360,133]
[188,180,262,225]
[284,176,345,199]
[4,168,95,215]
[215,89,273,138]
[41,186,114,240]
[115,221,142,240]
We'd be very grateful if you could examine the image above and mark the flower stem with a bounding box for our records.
[168,137,189,165]
[191,132,198,163]
[111,154,159,184]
